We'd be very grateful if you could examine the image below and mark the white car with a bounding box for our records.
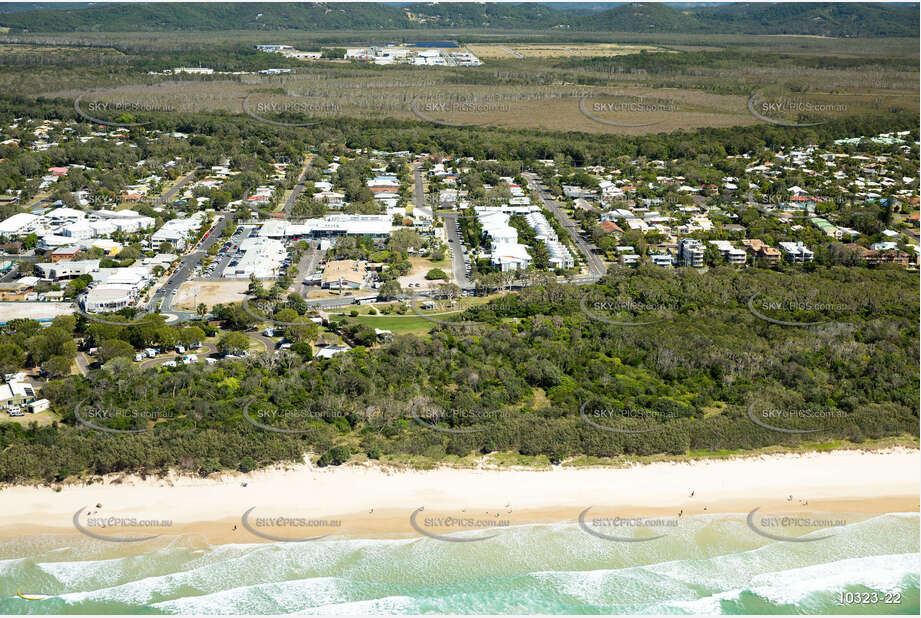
[162,361,177,367]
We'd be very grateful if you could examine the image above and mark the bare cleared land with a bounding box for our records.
[172,280,251,310]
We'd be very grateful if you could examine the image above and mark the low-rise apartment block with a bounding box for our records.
[778,241,815,263]
[741,239,781,265]
[709,240,747,265]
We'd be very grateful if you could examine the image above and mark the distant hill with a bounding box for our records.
[0,2,915,36]
[577,2,706,32]
[691,2,921,37]
[0,2,98,13]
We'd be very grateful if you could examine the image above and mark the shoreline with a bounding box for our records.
[1,448,918,546]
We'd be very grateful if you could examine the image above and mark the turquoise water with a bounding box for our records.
[1,513,918,614]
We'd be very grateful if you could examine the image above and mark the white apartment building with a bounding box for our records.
[778,241,815,263]
[678,238,705,268]
[151,214,206,250]
[264,215,393,240]
[0,212,39,238]
[491,243,532,271]
[546,240,575,269]
[709,240,747,265]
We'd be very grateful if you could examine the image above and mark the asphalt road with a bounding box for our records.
[0,267,19,283]
[441,212,473,289]
[523,172,606,281]
[247,331,276,353]
[412,165,432,219]
[284,154,315,215]
[154,168,200,208]
[74,352,91,376]
[148,213,230,314]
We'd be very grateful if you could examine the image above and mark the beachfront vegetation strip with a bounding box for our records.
[0,265,916,483]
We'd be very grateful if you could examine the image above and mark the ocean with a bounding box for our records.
[1,513,918,615]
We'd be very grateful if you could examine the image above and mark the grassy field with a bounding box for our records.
[351,314,435,335]
[465,42,664,59]
[1,409,58,427]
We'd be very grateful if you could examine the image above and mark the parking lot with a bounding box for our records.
[198,226,252,279]
[441,212,473,288]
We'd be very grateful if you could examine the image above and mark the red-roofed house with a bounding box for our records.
[598,221,623,234]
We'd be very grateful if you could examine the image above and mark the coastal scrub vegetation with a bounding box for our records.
[0,266,916,483]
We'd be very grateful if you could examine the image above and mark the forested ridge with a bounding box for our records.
[1,94,917,176]
[1,2,916,37]
[1,266,916,483]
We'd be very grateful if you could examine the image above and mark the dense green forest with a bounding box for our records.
[0,2,917,36]
[552,49,919,76]
[0,266,916,483]
[0,94,916,175]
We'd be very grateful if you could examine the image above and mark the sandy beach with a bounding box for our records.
[1,449,918,545]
